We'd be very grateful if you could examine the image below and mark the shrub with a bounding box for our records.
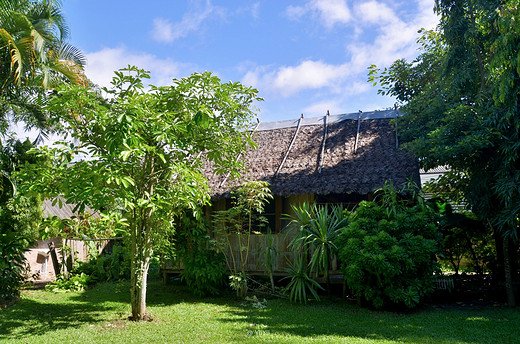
[0,232,30,302]
[181,249,227,297]
[73,242,130,284]
[45,273,91,292]
[337,184,441,309]
[173,212,227,297]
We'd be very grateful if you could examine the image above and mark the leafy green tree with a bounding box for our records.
[369,0,520,306]
[0,138,44,303]
[19,66,261,320]
[0,0,86,132]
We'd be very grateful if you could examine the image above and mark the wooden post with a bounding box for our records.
[354,110,362,153]
[48,242,61,278]
[394,104,399,149]
[275,114,303,177]
[318,111,329,173]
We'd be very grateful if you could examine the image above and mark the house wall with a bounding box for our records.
[193,192,364,276]
[24,238,113,281]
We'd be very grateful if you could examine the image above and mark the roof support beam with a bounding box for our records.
[317,111,329,173]
[275,114,303,177]
[394,105,399,149]
[354,110,362,153]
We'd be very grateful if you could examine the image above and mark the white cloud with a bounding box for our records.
[84,46,196,88]
[346,0,438,70]
[151,18,175,43]
[243,60,352,97]
[303,100,342,116]
[244,0,438,104]
[286,0,351,28]
[151,0,226,43]
[250,2,260,20]
[354,1,397,25]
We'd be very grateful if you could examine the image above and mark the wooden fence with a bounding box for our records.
[160,232,342,282]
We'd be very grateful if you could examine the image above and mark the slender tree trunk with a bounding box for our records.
[130,258,150,320]
[129,209,152,320]
[503,236,516,307]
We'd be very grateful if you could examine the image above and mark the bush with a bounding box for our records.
[0,232,30,302]
[181,249,227,297]
[337,185,441,309]
[73,242,130,284]
[173,212,227,297]
[45,273,91,292]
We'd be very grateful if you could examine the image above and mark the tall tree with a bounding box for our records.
[20,66,261,320]
[0,0,86,132]
[369,0,519,306]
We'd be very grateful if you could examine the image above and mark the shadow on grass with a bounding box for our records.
[2,280,518,343]
[0,279,203,340]
[0,281,132,339]
[218,299,520,343]
[0,298,115,339]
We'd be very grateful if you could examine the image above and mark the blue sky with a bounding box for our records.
[61,0,438,123]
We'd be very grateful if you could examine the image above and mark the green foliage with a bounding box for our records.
[369,0,520,306]
[287,202,348,292]
[431,200,496,275]
[369,1,520,241]
[73,243,130,284]
[172,212,227,297]
[0,139,44,302]
[337,184,441,309]
[18,66,260,319]
[213,181,273,298]
[182,249,227,297]
[283,254,324,304]
[263,228,277,292]
[0,0,86,131]
[45,273,91,293]
[0,231,29,301]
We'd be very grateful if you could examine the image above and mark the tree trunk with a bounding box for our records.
[503,237,516,307]
[130,258,150,320]
[129,211,152,321]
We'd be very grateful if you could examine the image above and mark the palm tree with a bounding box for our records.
[0,0,86,134]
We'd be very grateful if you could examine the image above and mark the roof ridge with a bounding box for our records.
[256,109,401,131]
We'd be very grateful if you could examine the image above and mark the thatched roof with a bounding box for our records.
[42,197,99,219]
[204,109,419,198]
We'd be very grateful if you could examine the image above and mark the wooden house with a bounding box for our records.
[186,109,421,277]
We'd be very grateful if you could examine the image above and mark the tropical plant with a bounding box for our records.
[18,66,261,320]
[0,139,44,303]
[45,272,91,292]
[263,228,277,292]
[174,212,227,297]
[0,0,86,132]
[0,231,30,302]
[286,202,347,295]
[213,181,273,298]
[337,183,441,309]
[283,254,323,304]
[368,0,520,306]
[73,242,130,284]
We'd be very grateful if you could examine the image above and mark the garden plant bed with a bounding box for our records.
[1,280,519,344]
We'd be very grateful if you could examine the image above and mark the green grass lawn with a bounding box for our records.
[1,280,519,344]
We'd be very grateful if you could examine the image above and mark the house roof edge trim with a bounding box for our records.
[256,109,401,131]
